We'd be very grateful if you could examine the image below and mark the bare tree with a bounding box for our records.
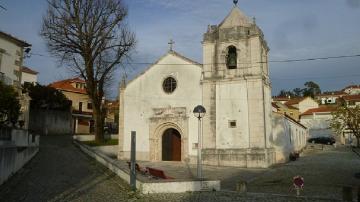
[41,0,135,142]
[330,103,360,147]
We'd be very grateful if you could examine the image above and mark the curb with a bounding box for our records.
[73,140,220,194]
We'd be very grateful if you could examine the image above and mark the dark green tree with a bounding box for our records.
[23,83,71,110]
[0,82,21,127]
[277,90,294,97]
[302,81,321,98]
[293,88,303,97]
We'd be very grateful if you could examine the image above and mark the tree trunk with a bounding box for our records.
[93,103,104,143]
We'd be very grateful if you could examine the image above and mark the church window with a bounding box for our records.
[162,77,177,94]
[229,120,237,128]
[226,46,237,69]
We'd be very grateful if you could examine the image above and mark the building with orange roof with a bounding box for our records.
[315,91,347,105]
[342,94,360,106]
[284,97,319,114]
[342,84,360,95]
[50,77,94,134]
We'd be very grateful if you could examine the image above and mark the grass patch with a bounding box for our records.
[81,139,118,147]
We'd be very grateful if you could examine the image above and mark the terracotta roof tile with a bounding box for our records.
[343,94,360,101]
[273,97,290,101]
[301,106,337,116]
[284,97,306,106]
[21,66,38,75]
[49,77,87,94]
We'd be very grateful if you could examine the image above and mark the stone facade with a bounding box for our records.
[118,5,296,168]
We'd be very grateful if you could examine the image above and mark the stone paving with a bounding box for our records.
[136,145,360,200]
[0,135,134,202]
[1,135,359,201]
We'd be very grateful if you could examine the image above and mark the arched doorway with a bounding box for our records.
[162,128,181,161]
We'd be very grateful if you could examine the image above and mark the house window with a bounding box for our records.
[229,120,237,128]
[226,46,237,69]
[162,77,177,94]
[87,103,92,110]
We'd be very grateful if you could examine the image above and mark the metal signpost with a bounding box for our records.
[130,131,136,191]
[293,176,304,196]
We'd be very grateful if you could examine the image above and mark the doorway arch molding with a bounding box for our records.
[149,121,188,161]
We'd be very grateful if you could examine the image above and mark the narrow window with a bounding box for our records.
[226,46,237,69]
[229,120,237,128]
[87,103,92,110]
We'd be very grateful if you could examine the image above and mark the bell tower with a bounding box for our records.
[201,3,274,168]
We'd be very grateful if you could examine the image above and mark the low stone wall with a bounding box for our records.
[0,129,39,185]
[74,141,220,194]
[202,148,276,168]
[0,146,39,185]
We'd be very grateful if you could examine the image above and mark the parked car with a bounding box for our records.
[307,137,336,145]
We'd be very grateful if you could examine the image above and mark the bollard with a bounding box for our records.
[342,186,353,201]
[236,181,247,193]
[130,131,136,191]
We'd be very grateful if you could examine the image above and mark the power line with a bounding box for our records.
[30,52,360,65]
[272,74,360,81]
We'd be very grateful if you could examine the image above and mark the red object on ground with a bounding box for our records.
[146,167,174,179]
[293,176,304,188]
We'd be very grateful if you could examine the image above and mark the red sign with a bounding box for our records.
[293,176,304,188]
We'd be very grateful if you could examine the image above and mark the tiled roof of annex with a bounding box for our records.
[49,77,87,94]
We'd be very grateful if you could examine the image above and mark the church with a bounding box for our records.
[118,2,307,168]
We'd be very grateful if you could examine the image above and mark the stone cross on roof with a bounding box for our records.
[168,39,175,51]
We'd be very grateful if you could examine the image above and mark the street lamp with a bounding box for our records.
[193,105,206,179]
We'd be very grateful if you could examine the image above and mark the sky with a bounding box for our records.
[0,0,360,99]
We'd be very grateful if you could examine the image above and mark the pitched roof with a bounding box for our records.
[316,91,346,97]
[0,31,31,47]
[301,106,337,116]
[125,50,202,87]
[21,66,38,75]
[273,111,307,129]
[49,77,87,94]
[284,97,306,106]
[272,102,280,109]
[273,97,291,101]
[219,6,253,28]
[342,85,360,91]
[343,94,360,101]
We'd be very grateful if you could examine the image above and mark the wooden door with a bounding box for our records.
[162,128,181,161]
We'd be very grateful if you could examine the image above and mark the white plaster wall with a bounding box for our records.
[271,113,308,163]
[215,81,249,149]
[299,98,319,113]
[21,72,37,84]
[0,37,23,85]
[300,113,335,138]
[122,53,202,158]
